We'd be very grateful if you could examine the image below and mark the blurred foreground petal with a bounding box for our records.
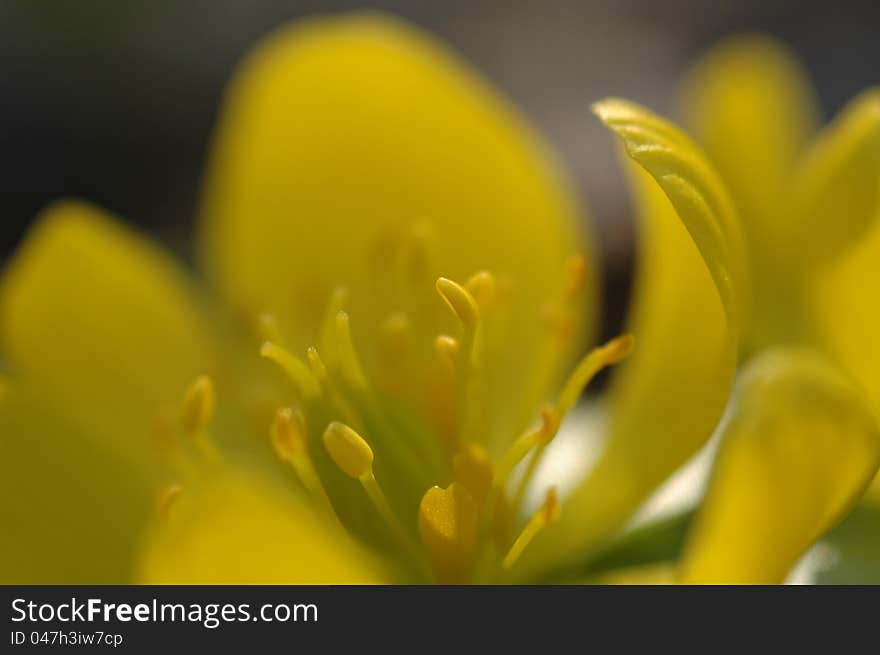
[137,473,387,584]
[680,349,880,584]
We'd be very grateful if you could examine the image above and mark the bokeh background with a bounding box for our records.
[1,0,878,335]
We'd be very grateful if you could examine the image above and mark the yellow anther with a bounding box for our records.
[156,484,183,519]
[180,375,215,436]
[418,483,479,583]
[556,334,635,418]
[272,407,334,513]
[335,311,369,392]
[502,488,561,570]
[269,407,307,463]
[538,406,561,446]
[260,341,320,402]
[322,426,421,561]
[434,334,460,374]
[453,442,494,505]
[379,312,413,360]
[436,277,479,329]
[466,270,497,310]
[322,421,374,479]
[564,255,588,299]
[257,312,284,345]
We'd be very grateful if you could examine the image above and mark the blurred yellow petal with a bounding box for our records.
[814,214,880,413]
[198,13,593,448]
[137,473,387,584]
[789,88,880,264]
[680,36,820,349]
[0,386,155,583]
[0,200,211,453]
[680,349,880,584]
[680,35,818,259]
[809,96,880,494]
[589,562,676,585]
[516,101,743,577]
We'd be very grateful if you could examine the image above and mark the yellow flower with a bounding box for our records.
[587,35,880,582]
[676,35,880,503]
[0,15,876,584]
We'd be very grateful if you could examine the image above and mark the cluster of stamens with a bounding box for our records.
[155,225,633,583]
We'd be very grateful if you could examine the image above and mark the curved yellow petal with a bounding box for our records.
[198,13,593,450]
[679,35,820,349]
[789,88,880,264]
[680,349,880,584]
[137,473,387,584]
[592,98,745,329]
[0,201,211,453]
[0,386,155,583]
[515,100,742,577]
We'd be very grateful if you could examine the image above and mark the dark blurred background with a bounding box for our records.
[1,0,878,333]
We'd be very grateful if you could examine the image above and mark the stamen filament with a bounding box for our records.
[502,488,560,570]
[261,341,321,403]
[556,334,634,419]
[335,311,369,393]
[270,407,334,514]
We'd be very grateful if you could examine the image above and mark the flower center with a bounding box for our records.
[159,223,632,583]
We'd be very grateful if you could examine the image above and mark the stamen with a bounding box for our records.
[271,407,333,512]
[260,341,320,403]
[270,406,307,461]
[334,311,368,393]
[466,270,497,310]
[418,483,479,583]
[257,312,284,346]
[322,421,374,479]
[502,488,561,570]
[436,277,479,330]
[156,484,183,519]
[180,375,215,437]
[434,334,460,374]
[307,346,363,434]
[323,422,419,559]
[452,442,494,506]
[320,287,349,365]
[494,406,558,490]
[556,334,634,419]
[379,312,413,361]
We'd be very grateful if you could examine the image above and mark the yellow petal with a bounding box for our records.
[680,349,880,584]
[592,98,745,329]
[515,100,742,577]
[789,88,880,264]
[0,200,211,452]
[808,93,880,458]
[680,35,818,260]
[137,473,386,584]
[679,36,821,349]
[198,12,593,449]
[814,213,880,413]
[0,385,156,583]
